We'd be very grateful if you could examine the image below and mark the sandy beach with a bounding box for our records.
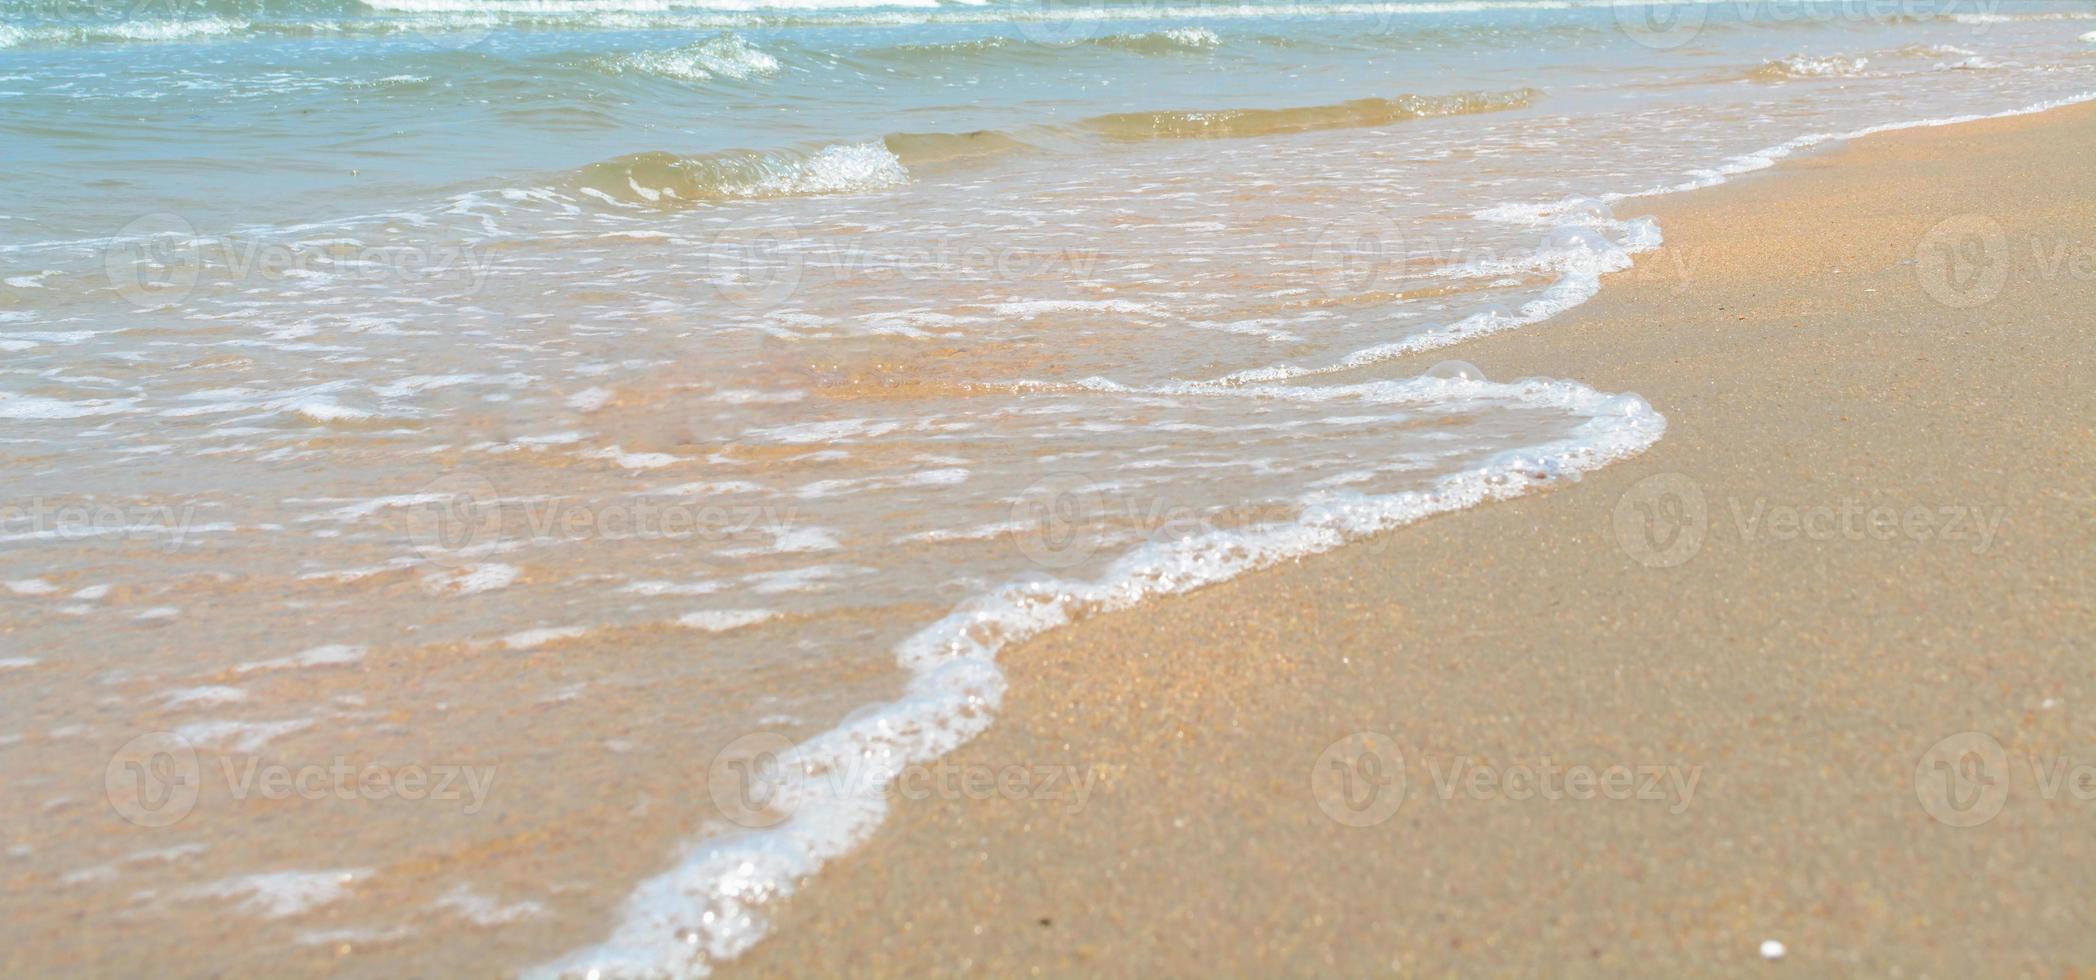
[9,5,2096,974]
[726,101,2096,976]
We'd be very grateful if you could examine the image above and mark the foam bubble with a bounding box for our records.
[1424,361,1486,382]
[158,686,249,708]
[722,527,841,557]
[589,445,683,469]
[236,644,367,674]
[424,563,521,595]
[433,884,547,925]
[502,626,589,650]
[566,387,613,412]
[0,392,136,420]
[171,719,315,754]
[186,869,371,920]
[676,609,778,632]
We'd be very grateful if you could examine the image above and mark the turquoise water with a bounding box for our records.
[2,1,2094,975]
[1,0,2080,245]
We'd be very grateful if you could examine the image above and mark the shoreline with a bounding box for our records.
[723,100,2096,975]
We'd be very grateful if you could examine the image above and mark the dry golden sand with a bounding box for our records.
[723,103,2096,975]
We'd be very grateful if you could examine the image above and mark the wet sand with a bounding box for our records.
[726,102,2096,975]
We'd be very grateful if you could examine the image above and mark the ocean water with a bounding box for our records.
[2,0,2093,973]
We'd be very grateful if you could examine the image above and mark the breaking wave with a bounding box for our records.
[1750,54,1871,80]
[602,32,781,82]
[553,86,1536,206]
[565,143,907,205]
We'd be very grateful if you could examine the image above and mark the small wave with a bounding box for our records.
[1750,54,1870,80]
[566,142,906,206]
[881,129,1034,167]
[564,126,1046,205]
[879,34,1019,58]
[357,0,937,10]
[0,15,249,48]
[1933,55,2003,71]
[867,26,1220,67]
[1889,43,1976,58]
[1083,87,1536,140]
[1093,26,1222,53]
[604,32,780,82]
[1947,11,2096,24]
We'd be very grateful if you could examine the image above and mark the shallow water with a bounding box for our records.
[3,0,2093,974]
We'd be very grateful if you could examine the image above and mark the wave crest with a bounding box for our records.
[566,142,905,206]
[1750,54,1871,80]
[881,129,1036,167]
[1084,87,1537,140]
[604,32,780,82]
[1093,26,1222,53]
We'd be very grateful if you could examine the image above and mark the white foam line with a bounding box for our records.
[1481,89,2096,225]
[1211,90,2096,390]
[532,376,1664,979]
[1203,219,1663,387]
[1640,89,2096,199]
